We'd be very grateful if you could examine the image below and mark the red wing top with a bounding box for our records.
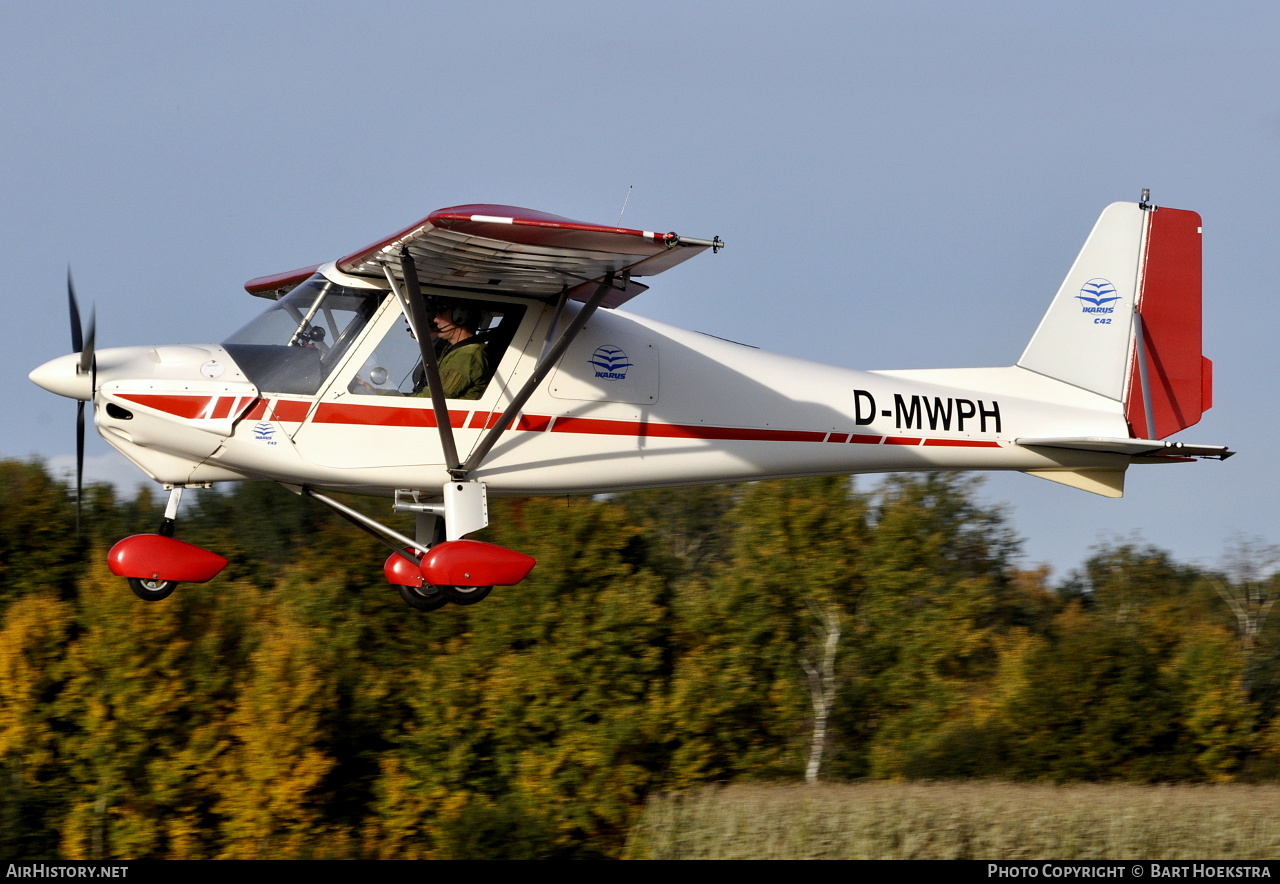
[246,204,721,306]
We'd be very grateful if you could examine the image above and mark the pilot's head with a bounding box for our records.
[431,300,480,335]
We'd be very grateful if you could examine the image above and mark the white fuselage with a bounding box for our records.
[86,296,1132,497]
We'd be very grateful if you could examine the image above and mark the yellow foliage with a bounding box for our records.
[215,585,338,858]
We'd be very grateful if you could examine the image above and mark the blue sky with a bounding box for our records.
[4,1,1276,578]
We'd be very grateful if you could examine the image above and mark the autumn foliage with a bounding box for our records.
[1,460,1277,859]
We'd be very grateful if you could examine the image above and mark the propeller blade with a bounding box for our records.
[76,399,85,538]
[67,268,95,538]
[68,268,83,355]
[80,305,96,377]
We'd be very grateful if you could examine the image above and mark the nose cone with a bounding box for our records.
[29,353,92,400]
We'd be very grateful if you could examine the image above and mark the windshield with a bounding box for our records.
[223,273,385,395]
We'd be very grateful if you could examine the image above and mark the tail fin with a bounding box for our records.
[1017,201,1211,439]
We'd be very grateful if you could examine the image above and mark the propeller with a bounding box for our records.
[67,268,96,536]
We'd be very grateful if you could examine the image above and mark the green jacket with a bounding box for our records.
[414,339,489,400]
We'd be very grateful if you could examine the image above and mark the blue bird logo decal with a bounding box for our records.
[589,346,633,380]
[1076,278,1120,307]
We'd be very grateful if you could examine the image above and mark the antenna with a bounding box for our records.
[616,185,633,227]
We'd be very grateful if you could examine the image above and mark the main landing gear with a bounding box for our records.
[384,540,481,612]
[308,487,535,614]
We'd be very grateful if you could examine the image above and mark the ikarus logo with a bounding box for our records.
[253,422,278,445]
[1076,278,1120,315]
[589,346,633,381]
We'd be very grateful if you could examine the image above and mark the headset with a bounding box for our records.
[429,299,482,332]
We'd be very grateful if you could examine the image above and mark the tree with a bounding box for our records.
[0,592,77,858]
[850,474,1027,779]
[1004,603,1190,782]
[1210,537,1279,697]
[664,476,868,785]
[369,495,672,859]
[214,573,343,858]
[801,600,842,784]
[0,460,81,612]
[54,561,247,858]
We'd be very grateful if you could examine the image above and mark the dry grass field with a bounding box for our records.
[624,782,1280,860]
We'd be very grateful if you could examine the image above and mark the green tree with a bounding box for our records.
[370,496,671,859]
[53,560,250,859]
[663,476,868,785]
[848,474,1028,779]
[0,460,81,612]
[1004,601,1193,781]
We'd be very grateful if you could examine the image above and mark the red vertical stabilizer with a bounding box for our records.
[1125,207,1211,439]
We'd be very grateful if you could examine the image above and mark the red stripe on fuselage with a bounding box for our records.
[550,417,827,443]
[114,394,1006,451]
[269,400,311,422]
[312,402,468,428]
[923,438,1001,448]
[117,394,216,419]
[516,414,553,432]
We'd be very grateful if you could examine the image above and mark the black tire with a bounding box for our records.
[443,585,493,606]
[398,583,449,612]
[128,577,179,601]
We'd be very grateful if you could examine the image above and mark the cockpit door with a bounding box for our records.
[288,293,544,471]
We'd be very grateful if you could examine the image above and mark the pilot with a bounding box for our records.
[415,300,489,400]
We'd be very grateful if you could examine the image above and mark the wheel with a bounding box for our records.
[442,585,493,606]
[398,583,449,612]
[128,577,179,601]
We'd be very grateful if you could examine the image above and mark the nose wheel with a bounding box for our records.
[128,577,179,601]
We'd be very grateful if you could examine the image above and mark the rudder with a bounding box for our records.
[1125,206,1209,438]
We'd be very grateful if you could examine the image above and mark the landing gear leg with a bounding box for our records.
[395,512,449,611]
[416,511,443,549]
[158,486,182,537]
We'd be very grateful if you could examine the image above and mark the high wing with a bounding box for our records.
[245,204,722,306]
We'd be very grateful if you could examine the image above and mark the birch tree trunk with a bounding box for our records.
[801,601,842,785]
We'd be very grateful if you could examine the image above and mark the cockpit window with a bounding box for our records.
[223,274,384,395]
[350,298,525,400]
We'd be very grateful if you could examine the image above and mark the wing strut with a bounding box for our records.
[385,250,463,475]
[458,273,618,479]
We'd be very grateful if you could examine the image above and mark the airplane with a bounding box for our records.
[29,192,1232,611]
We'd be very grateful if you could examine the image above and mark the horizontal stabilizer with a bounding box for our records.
[1022,468,1126,498]
[1017,436,1234,460]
